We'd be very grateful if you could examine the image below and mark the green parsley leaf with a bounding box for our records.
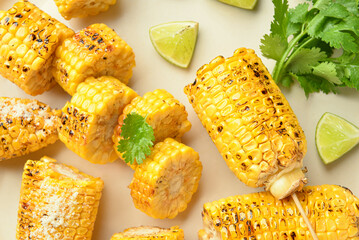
[117,112,155,165]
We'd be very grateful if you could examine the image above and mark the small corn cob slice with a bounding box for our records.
[111,226,184,240]
[184,48,307,199]
[129,138,202,219]
[199,185,359,240]
[16,156,104,240]
[58,76,138,164]
[0,97,60,160]
[0,1,74,96]
[53,23,135,95]
[113,89,191,167]
[53,0,116,20]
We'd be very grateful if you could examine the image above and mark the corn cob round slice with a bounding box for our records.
[58,76,138,164]
[0,1,74,96]
[113,89,191,168]
[53,23,135,95]
[111,226,184,240]
[16,156,104,240]
[199,185,359,240]
[0,97,60,160]
[184,48,307,199]
[129,138,202,219]
[53,0,117,20]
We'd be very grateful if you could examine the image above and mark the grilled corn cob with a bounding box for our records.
[113,89,191,166]
[199,185,359,240]
[53,23,135,95]
[16,156,104,240]
[58,76,138,164]
[0,97,60,160]
[184,48,307,199]
[111,226,184,240]
[129,138,202,219]
[53,0,116,20]
[0,1,74,96]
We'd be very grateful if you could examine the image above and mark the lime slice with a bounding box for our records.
[315,112,359,164]
[217,0,257,9]
[149,21,198,68]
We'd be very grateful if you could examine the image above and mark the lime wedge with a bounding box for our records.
[315,112,359,164]
[217,0,257,9]
[149,21,198,68]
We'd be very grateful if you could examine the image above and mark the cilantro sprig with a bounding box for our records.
[260,0,359,97]
[117,112,155,165]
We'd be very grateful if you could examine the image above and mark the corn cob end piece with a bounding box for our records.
[111,226,184,239]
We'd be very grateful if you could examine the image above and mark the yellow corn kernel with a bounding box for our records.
[111,226,184,240]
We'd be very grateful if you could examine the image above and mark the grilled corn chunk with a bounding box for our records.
[0,97,60,160]
[129,138,202,219]
[111,226,184,240]
[184,48,307,199]
[199,185,359,240]
[16,156,104,240]
[58,76,138,164]
[53,0,116,20]
[113,89,191,166]
[0,1,74,96]
[53,23,135,95]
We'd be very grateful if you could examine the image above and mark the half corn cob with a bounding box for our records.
[53,0,116,20]
[111,226,184,240]
[199,185,359,240]
[129,138,202,219]
[58,76,138,164]
[16,156,104,240]
[53,23,135,95]
[113,89,191,167]
[0,1,74,96]
[184,48,307,199]
[0,97,60,160]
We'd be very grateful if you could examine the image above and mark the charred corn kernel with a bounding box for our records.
[0,97,60,160]
[113,89,191,167]
[129,138,202,219]
[184,48,307,199]
[111,226,184,240]
[53,23,135,95]
[199,185,359,240]
[0,1,74,96]
[53,0,116,20]
[58,76,138,164]
[16,156,104,240]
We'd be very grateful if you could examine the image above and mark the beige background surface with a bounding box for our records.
[0,0,359,239]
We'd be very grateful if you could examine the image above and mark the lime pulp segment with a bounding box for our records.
[315,112,359,164]
[218,0,257,9]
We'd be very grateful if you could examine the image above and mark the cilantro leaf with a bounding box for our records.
[260,34,287,61]
[288,3,309,24]
[117,112,155,165]
[270,0,289,38]
[287,47,326,74]
[312,62,342,84]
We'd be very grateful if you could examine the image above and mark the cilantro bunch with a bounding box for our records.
[260,0,359,97]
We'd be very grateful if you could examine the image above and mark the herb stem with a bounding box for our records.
[282,34,313,71]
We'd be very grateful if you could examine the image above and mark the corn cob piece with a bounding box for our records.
[0,1,74,96]
[53,0,116,20]
[0,97,60,160]
[113,89,191,167]
[184,48,307,199]
[16,156,104,240]
[53,23,135,95]
[129,138,202,219]
[111,226,184,240]
[58,76,138,164]
[199,185,359,240]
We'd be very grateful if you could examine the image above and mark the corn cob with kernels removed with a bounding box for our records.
[53,23,135,95]
[129,138,202,219]
[0,97,60,160]
[0,1,74,96]
[53,0,116,20]
[199,185,359,240]
[58,76,138,164]
[184,48,307,199]
[111,226,184,240]
[16,156,104,240]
